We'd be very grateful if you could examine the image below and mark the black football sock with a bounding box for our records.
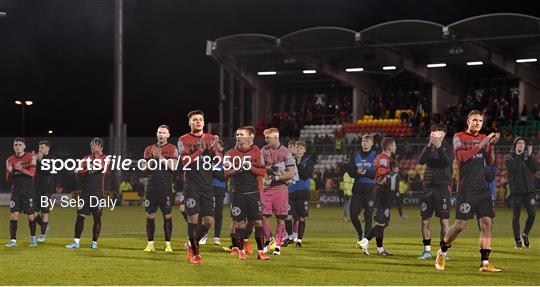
[376,227,385,248]
[164,217,173,242]
[376,237,384,248]
[298,220,306,240]
[255,226,264,251]
[236,227,245,250]
[146,218,155,241]
[28,218,36,237]
[188,223,198,255]
[440,240,451,252]
[366,225,383,241]
[92,216,101,242]
[480,249,491,264]
[285,219,293,238]
[74,215,85,239]
[423,238,431,246]
[230,232,238,248]
[9,219,17,240]
[41,221,48,235]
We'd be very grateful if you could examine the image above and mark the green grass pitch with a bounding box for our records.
[1,205,539,285]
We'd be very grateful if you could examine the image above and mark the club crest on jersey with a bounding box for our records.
[9,201,15,208]
[380,159,388,167]
[421,202,427,212]
[186,198,196,208]
[459,203,471,214]
[231,207,241,216]
[368,201,374,207]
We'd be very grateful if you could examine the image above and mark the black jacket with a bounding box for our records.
[418,139,454,187]
[505,144,538,196]
[346,149,376,193]
[297,153,316,181]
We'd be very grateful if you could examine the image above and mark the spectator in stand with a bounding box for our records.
[314,172,324,191]
[520,105,528,123]
[119,178,134,206]
[511,92,520,122]
[324,176,335,191]
[341,172,354,222]
[335,137,344,153]
[505,138,538,249]
[390,165,407,219]
[532,104,539,120]
[119,178,133,194]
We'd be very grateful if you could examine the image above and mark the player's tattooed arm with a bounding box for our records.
[249,164,267,177]
[5,159,13,181]
[208,135,223,158]
[276,165,296,181]
[165,147,179,171]
[373,156,389,184]
[140,148,150,171]
[178,138,203,167]
[77,156,90,176]
[279,152,297,181]
[98,155,110,175]
[21,161,36,177]
[454,135,481,163]
[224,151,242,178]
[248,149,266,177]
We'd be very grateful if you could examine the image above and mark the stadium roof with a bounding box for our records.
[207,13,540,88]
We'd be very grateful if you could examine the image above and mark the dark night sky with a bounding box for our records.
[0,0,537,137]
